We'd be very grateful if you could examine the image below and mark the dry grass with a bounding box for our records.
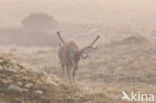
[0,35,156,103]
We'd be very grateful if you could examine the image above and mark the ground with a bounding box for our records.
[0,35,156,103]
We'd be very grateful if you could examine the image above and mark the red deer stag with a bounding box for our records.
[57,32,100,81]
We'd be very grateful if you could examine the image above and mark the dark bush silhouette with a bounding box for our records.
[119,35,149,44]
[22,13,58,31]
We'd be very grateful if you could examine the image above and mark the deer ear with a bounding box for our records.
[81,53,88,59]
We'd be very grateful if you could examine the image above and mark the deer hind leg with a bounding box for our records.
[61,63,65,78]
[66,65,72,81]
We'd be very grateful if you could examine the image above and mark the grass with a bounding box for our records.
[0,35,156,103]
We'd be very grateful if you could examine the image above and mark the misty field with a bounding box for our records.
[0,0,156,103]
[0,35,156,103]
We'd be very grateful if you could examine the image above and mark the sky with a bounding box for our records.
[0,0,156,27]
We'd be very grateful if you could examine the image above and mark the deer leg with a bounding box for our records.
[68,66,72,81]
[66,65,71,80]
[61,63,65,78]
[72,66,78,82]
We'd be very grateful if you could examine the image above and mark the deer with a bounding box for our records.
[57,31,100,81]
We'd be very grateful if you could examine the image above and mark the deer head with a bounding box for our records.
[57,31,100,60]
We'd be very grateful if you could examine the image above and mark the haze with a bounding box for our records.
[0,1,156,103]
[1,0,156,28]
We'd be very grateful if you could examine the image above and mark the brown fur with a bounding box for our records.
[58,41,80,81]
[57,32,100,81]
[68,40,80,51]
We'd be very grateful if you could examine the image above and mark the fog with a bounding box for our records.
[0,0,156,46]
[0,0,156,27]
[0,1,156,103]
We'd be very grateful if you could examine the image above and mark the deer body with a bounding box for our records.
[57,32,100,81]
[58,41,80,80]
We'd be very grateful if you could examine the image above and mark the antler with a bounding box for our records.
[57,31,66,45]
[81,53,88,59]
[57,31,75,52]
[80,35,100,54]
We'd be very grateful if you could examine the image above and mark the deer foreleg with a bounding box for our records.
[66,65,71,80]
[72,66,78,82]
